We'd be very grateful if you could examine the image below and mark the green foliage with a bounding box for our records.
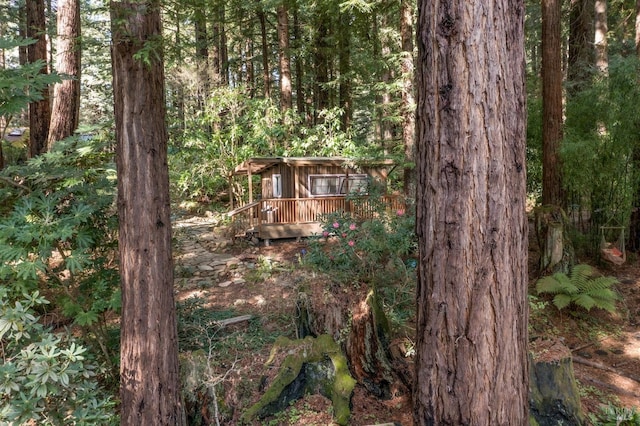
[0,290,117,425]
[0,37,61,130]
[590,404,640,426]
[0,135,120,354]
[535,264,619,313]
[304,193,415,286]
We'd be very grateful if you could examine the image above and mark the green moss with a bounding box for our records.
[241,334,356,425]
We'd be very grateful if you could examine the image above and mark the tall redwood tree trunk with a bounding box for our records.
[413,0,529,424]
[400,0,416,198]
[110,0,185,424]
[542,0,565,207]
[48,0,81,147]
[26,0,51,157]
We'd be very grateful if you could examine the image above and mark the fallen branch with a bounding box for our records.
[573,355,640,384]
[581,376,640,398]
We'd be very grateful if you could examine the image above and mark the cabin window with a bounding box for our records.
[309,174,368,197]
[340,175,369,194]
[272,174,282,198]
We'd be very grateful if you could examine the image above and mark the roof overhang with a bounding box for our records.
[233,157,396,176]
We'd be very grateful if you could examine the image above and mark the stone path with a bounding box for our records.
[172,215,259,291]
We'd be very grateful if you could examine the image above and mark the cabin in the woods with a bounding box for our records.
[227,157,403,243]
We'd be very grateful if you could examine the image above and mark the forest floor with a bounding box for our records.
[172,212,640,425]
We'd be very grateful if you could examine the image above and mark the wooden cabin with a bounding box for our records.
[227,157,403,243]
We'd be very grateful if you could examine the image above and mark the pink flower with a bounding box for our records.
[342,233,347,238]
[349,223,357,230]
[348,240,355,247]
[397,209,405,216]
[333,222,340,228]
[322,231,329,237]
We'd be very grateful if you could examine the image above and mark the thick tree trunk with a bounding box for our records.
[26,0,51,157]
[567,0,594,94]
[48,0,81,147]
[542,0,565,207]
[400,0,416,199]
[414,1,529,424]
[636,0,640,58]
[111,0,185,424]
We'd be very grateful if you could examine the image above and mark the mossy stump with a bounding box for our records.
[529,339,584,426]
[241,334,356,425]
[534,205,574,275]
[297,286,405,398]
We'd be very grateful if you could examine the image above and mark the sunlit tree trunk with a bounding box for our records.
[542,0,565,207]
[110,0,185,423]
[48,0,81,147]
[277,3,292,111]
[636,0,640,58]
[413,0,529,423]
[26,0,51,157]
[400,0,415,198]
[594,0,608,75]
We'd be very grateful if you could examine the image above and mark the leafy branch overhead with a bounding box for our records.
[536,264,619,313]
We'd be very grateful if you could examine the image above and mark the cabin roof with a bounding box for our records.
[233,156,396,175]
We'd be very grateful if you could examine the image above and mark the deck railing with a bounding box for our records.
[228,195,405,237]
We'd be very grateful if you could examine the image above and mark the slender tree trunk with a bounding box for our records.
[400,0,416,198]
[594,0,608,75]
[338,11,351,131]
[293,4,305,118]
[277,3,292,111]
[48,0,81,147]
[542,0,565,207]
[636,0,640,58]
[314,14,330,119]
[110,0,185,423]
[194,4,209,111]
[413,0,529,424]
[257,2,270,98]
[26,0,51,157]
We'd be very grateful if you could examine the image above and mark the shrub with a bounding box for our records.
[535,264,618,313]
[305,194,416,285]
[0,289,117,425]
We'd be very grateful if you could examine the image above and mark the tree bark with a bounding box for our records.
[567,0,594,95]
[278,3,292,111]
[400,0,416,199]
[26,0,51,158]
[413,0,529,424]
[110,0,185,424]
[338,11,351,131]
[594,0,608,75]
[48,0,81,147]
[257,1,270,98]
[542,0,565,207]
[636,0,640,58]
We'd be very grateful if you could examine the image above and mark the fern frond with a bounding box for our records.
[553,294,572,310]
[572,294,596,311]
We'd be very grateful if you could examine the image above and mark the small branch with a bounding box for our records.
[0,175,30,192]
[573,355,640,384]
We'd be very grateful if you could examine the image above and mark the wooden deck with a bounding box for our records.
[227,196,405,241]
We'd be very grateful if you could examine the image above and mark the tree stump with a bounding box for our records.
[296,284,410,399]
[240,334,356,425]
[535,205,575,275]
[529,339,584,426]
